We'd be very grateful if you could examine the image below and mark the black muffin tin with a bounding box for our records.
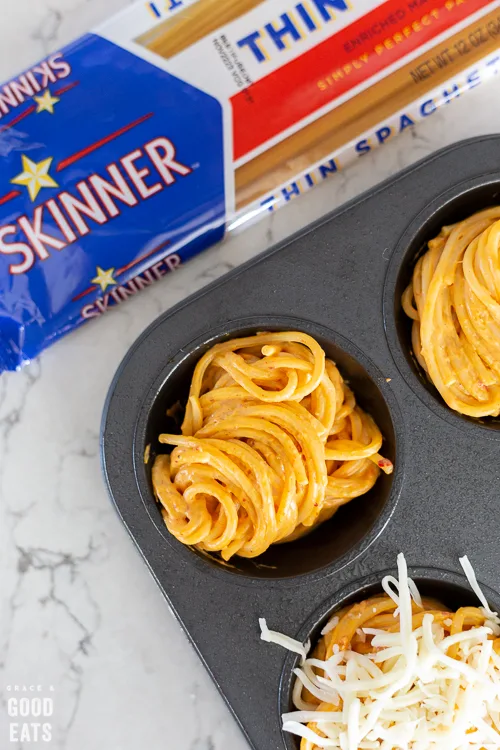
[101,135,500,750]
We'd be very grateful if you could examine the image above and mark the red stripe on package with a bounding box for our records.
[231,0,492,159]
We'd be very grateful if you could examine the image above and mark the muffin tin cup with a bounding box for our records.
[133,315,403,584]
[383,171,500,436]
[279,567,500,750]
[101,135,500,750]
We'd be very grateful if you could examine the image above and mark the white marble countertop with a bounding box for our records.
[2,2,500,748]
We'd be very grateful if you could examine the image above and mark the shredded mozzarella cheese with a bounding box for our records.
[259,618,310,663]
[460,555,500,632]
[321,616,339,636]
[261,554,500,749]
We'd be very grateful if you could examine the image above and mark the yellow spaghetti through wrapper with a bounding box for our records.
[402,207,500,418]
[152,331,393,560]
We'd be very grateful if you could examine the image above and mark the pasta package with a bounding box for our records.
[2,1,500,370]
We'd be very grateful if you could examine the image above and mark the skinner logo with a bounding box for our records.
[6,685,54,743]
[0,131,191,276]
[78,251,183,319]
[0,54,71,119]
[236,0,350,63]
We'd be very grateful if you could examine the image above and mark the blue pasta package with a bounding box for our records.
[3,0,500,370]
[0,33,225,371]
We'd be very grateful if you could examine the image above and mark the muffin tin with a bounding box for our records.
[101,135,500,750]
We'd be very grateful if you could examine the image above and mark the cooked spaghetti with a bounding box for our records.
[402,207,500,418]
[261,554,500,749]
[151,331,393,560]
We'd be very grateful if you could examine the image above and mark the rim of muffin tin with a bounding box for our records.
[278,564,500,750]
[132,315,405,587]
[383,172,500,438]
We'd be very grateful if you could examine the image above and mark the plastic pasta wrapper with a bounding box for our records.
[2,0,500,370]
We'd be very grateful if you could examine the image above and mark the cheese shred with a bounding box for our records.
[259,618,310,664]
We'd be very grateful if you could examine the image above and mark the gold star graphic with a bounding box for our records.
[33,89,60,114]
[11,155,58,201]
[92,266,116,292]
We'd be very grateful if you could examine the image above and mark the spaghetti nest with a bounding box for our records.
[402,207,500,417]
[152,331,393,560]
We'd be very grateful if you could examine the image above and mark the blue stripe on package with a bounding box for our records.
[0,34,225,371]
